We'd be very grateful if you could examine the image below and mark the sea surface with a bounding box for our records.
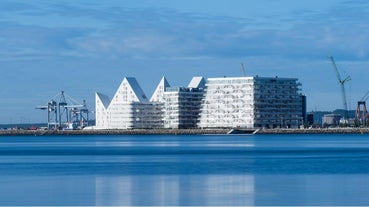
[1,134,369,206]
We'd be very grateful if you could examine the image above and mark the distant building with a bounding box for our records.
[322,114,342,126]
[307,113,314,126]
[302,95,307,126]
[309,110,356,126]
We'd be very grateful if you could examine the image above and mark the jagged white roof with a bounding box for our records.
[188,76,205,88]
[125,77,149,103]
[95,92,111,109]
[111,77,149,104]
[150,76,170,102]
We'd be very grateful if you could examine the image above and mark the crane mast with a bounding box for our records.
[328,56,351,120]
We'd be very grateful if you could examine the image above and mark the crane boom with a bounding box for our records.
[361,91,369,102]
[328,56,351,119]
[329,56,343,83]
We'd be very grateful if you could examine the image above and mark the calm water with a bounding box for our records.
[1,134,369,206]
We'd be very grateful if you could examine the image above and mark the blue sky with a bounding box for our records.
[1,0,369,124]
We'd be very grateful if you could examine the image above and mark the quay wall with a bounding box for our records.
[1,128,369,136]
[257,128,369,134]
[0,128,230,136]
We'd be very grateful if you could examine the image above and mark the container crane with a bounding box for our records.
[356,91,369,125]
[328,56,351,120]
[36,91,89,130]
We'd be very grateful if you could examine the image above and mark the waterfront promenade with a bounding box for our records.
[1,127,369,136]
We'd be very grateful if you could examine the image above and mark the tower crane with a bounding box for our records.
[240,63,246,77]
[328,56,351,120]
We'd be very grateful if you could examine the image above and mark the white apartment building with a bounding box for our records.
[149,76,171,128]
[198,76,303,129]
[95,77,164,129]
[94,75,304,130]
[163,77,205,129]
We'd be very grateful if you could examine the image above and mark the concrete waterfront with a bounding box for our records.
[0,128,230,136]
[1,128,369,136]
[257,128,369,134]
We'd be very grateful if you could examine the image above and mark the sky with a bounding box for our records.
[1,0,369,124]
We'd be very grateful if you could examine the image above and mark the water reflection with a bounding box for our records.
[253,174,369,206]
[2,134,369,205]
[94,174,369,206]
[0,175,97,206]
[95,174,254,206]
[3,173,369,206]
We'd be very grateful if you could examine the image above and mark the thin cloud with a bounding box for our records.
[1,0,369,61]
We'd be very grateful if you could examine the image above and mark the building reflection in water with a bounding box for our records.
[95,174,254,206]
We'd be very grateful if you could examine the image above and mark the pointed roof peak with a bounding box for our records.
[150,76,171,102]
[110,76,148,104]
[160,76,170,86]
[124,77,148,103]
[96,92,111,109]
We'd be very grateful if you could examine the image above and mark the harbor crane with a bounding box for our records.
[36,91,89,130]
[328,56,351,120]
[240,63,246,77]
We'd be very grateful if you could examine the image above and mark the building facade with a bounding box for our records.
[163,77,205,129]
[94,75,304,130]
[198,77,255,128]
[253,77,303,128]
[198,76,304,129]
[95,77,163,129]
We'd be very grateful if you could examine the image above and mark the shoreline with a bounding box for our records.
[0,128,230,136]
[1,127,369,136]
[257,128,369,134]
